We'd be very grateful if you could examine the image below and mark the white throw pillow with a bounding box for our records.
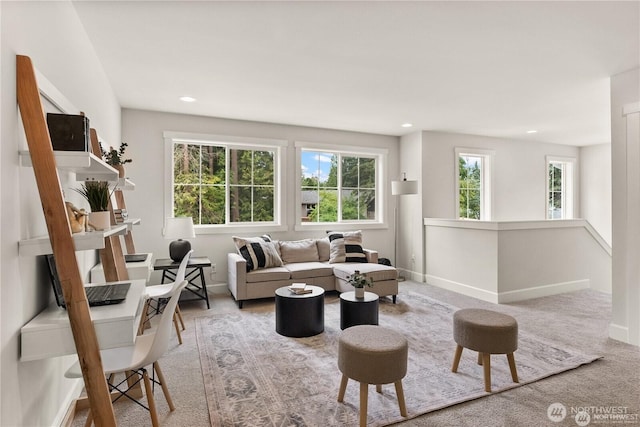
[327,230,367,264]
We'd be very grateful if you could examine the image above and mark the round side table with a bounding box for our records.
[275,285,325,337]
[340,291,379,330]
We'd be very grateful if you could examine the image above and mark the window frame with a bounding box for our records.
[164,131,287,235]
[294,141,388,231]
[546,155,576,220]
[455,147,494,221]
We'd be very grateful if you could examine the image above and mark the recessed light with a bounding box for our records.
[179,96,196,103]
[526,130,538,134]
[401,123,413,128]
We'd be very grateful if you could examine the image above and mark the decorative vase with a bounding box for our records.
[114,164,125,178]
[88,211,111,231]
[355,287,365,299]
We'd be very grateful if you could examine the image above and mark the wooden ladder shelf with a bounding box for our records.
[17,55,117,426]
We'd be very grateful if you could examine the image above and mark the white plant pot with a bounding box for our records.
[355,287,365,299]
[89,211,111,231]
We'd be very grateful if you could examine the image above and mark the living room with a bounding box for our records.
[2,1,639,426]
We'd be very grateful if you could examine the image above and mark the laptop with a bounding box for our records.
[45,254,131,308]
[124,253,148,263]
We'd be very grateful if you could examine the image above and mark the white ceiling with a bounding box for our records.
[72,1,639,146]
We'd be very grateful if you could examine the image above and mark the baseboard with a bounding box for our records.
[425,275,499,303]
[608,322,630,344]
[207,282,228,295]
[497,279,590,303]
[57,379,84,427]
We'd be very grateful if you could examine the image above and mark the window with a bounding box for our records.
[166,133,282,227]
[455,148,493,220]
[547,157,575,219]
[299,146,381,224]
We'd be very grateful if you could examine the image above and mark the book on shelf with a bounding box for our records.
[288,283,312,294]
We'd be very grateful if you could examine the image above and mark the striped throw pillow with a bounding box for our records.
[233,235,283,272]
[327,230,367,263]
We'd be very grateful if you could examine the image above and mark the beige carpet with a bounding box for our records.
[196,292,600,427]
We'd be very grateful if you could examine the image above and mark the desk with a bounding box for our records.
[154,257,211,309]
[20,279,146,361]
[90,252,153,282]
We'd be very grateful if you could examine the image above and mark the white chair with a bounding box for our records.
[66,279,189,427]
[139,250,193,342]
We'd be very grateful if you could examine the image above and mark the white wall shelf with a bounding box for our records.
[19,150,118,182]
[19,224,129,256]
[123,217,141,231]
[115,177,135,190]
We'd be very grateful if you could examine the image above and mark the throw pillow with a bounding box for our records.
[327,230,367,263]
[233,235,283,272]
[279,239,320,263]
[316,237,331,262]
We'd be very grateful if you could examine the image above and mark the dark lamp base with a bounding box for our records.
[169,239,191,262]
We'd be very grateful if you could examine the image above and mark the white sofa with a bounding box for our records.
[228,236,398,308]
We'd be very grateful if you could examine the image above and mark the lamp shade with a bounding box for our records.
[391,178,418,195]
[163,217,196,239]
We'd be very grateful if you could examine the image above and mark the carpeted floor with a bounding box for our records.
[69,281,640,427]
[196,292,600,426]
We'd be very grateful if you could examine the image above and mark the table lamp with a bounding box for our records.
[164,217,196,262]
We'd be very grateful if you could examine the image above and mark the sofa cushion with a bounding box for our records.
[233,235,283,272]
[333,263,398,283]
[279,239,319,263]
[316,237,331,262]
[246,266,291,283]
[327,230,367,263]
[284,261,334,279]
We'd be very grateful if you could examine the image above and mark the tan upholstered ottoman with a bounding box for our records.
[337,325,408,427]
[451,308,519,392]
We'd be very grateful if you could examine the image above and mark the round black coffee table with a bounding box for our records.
[275,285,325,337]
[340,291,379,330]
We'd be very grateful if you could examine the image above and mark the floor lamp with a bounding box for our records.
[391,173,418,281]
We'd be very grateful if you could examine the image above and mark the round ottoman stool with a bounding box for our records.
[337,325,408,427]
[451,308,519,392]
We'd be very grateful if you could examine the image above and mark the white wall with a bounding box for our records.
[1,2,120,426]
[121,109,400,286]
[610,67,640,345]
[580,143,612,246]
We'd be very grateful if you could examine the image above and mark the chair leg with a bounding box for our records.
[83,409,93,427]
[142,369,160,427]
[394,380,408,417]
[507,353,519,383]
[176,306,186,331]
[173,313,183,345]
[451,345,463,372]
[477,351,483,365]
[376,384,382,393]
[482,353,492,392]
[154,362,175,411]
[337,374,348,402]
[359,382,368,427]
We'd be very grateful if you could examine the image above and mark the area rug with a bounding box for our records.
[195,292,600,426]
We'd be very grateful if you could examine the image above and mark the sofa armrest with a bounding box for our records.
[227,253,247,301]
[364,249,378,264]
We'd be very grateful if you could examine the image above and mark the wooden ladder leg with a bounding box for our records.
[337,374,348,402]
[83,409,93,427]
[451,345,463,372]
[507,353,519,383]
[394,380,408,417]
[482,353,492,392]
[359,382,368,427]
[154,362,175,411]
[142,369,160,427]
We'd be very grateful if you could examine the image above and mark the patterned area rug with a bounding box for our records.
[196,292,600,426]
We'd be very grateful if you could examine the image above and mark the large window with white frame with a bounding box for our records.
[166,133,283,227]
[455,148,493,220]
[297,144,385,225]
[547,156,575,219]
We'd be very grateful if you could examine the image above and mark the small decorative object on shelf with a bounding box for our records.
[347,270,373,299]
[73,181,114,230]
[113,209,128,224]
[65,202,87,234]
[101,141,132,178]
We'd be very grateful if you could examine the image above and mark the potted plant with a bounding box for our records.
[347,270,373,298]
[73,181,114,230]
[101,141,132,178]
